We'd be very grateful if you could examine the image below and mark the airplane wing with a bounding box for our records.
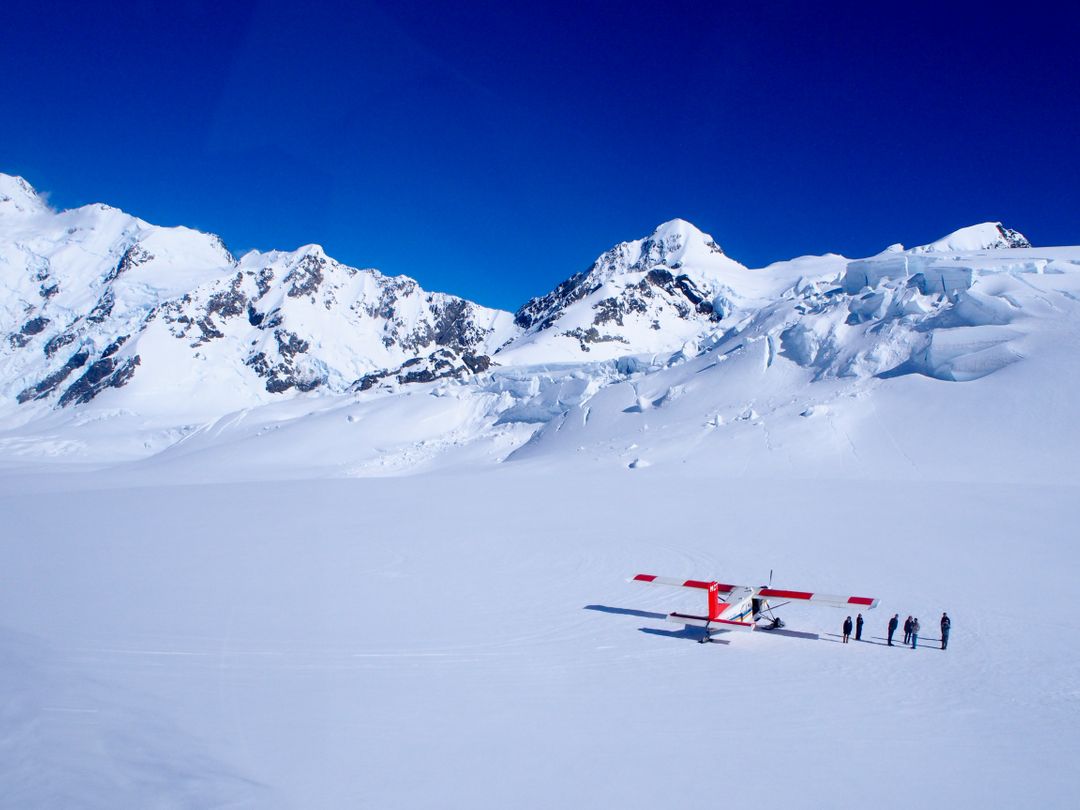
[627,574,875,638]
[630,574,736,593]
[755,587,878,609]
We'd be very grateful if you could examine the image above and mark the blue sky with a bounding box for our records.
[3,1,1078,310]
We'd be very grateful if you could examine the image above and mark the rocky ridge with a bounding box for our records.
[499,219,751,363]
[0,175,515,414]
[0,174,1041,418]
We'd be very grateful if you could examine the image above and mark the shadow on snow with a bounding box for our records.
[583,604,667,621]
[638,626,730,644]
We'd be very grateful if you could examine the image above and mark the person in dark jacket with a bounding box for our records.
[842,616,853,643]
[887,613,899,646]
[911,617,921,649]
[855,613,864,641]
[940,613,951,650]
[903,615,913,645]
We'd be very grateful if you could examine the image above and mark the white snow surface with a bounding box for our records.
[1,174,1079,807]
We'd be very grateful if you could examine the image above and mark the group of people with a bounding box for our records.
[842,612,951,650]
[841,613,864,643]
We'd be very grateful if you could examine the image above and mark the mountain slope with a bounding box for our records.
[3,171,1075,482]
[0,176,517,420]
[911,221,1032,253]
[499,219,753,364]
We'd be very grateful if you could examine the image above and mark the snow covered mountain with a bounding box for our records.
[909,221,1032,253]
[500,218,748,364]
[0,174,516,419]
[0,198,776,419]
[3,170,1078,480]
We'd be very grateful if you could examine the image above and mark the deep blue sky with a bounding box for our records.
[3,1,1078,310]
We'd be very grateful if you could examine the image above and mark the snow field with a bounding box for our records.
[0,469,1076,808]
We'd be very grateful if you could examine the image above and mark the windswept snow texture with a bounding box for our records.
[1,174,1079,807]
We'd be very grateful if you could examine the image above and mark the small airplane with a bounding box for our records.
[630,573,878,641]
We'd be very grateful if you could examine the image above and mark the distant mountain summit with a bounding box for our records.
[514,218,732,330]
[501,219,748,363]
[0,174,49,216]
[911,222,1031,253]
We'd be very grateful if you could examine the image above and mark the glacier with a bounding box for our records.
[5,172,1078,478]
[1,173,1078,808]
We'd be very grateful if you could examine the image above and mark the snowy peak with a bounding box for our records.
[911,222,1031,253]
[636,217,727,268]
[0,184,519,414]
[0,174,48,217]
[503,219,746,362]
[588,217,730,286]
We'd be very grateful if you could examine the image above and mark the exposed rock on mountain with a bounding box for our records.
[354,348,493,392]
[500,219,748,364]
[0,173,1050,438]
[0,175,516,414]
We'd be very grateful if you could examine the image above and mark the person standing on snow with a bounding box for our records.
[903,615,913,645]
[842,616,853,643]
[855,613,864,641]
[887,614,899,646]
[911,617,921,649]
[940,613,951,650]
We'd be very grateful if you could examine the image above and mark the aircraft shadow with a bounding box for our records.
[761,628,820,641]
[584,604,667,620]
[583,604,876,652]
[639,627,730,645]
[586,604,730,643]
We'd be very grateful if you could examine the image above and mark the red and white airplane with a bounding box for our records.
[630,574,878,640]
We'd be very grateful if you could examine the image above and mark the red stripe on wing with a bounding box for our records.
[682,579,715,589]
